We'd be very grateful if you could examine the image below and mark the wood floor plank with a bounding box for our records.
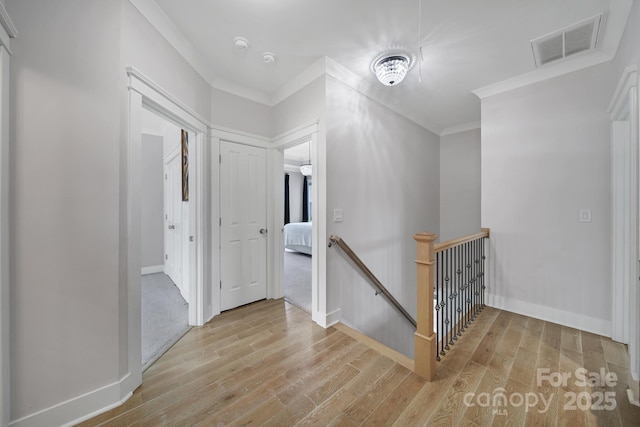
[606,361,640,427]
[425,361,487,426]
[81,299,640,427]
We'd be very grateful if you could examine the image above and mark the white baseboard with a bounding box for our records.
[141,265,163,275]
[9,374,131,427]
[313,308,341,328]
[486,293,611,337]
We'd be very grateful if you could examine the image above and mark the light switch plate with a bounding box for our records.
[579,209,592,223]
[334,209,343,222]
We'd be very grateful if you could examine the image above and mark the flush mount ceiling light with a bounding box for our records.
[371,51,414,86]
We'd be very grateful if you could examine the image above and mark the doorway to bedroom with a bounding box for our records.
[283,141,312,313]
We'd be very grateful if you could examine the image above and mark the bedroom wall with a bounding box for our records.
[439,128,481,241]
[141,134,164,269]
[325,76,440,357]
[286,170,304,223]
[481,62,619,335]
[7,0,123,422]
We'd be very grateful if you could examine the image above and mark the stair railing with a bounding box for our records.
[414,228,490,380]
[328,235,416,328]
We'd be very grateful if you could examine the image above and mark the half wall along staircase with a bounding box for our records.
[330,228,490,381]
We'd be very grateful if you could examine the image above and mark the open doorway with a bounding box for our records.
[140,108,190,370]
[283,141,313,313]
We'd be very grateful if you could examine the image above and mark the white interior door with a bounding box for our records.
[220,141,267,311]
[164,149,188,301]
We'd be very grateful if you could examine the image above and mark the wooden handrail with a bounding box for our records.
[434,227,490,253]
[328,235,417,328]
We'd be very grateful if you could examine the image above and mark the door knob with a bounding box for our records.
[168,225,175,230]
[260,228,268,235]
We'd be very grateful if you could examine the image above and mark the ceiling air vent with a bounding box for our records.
[531,13,604,67]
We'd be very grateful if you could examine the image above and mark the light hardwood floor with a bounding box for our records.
[79,299,640,426]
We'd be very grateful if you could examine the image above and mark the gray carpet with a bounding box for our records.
[284,250,312,313]
[142,273,190,371]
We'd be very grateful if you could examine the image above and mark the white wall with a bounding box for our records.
[608,0,640,382]
[7,0,122,421]
[481,63,619,335]
[325,76,440,357]
[440,128,481,241]
[141,134,164,269]
[211,87,273,137]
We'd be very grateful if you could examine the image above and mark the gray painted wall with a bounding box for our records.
[325,76,440,358]
[481,64,618,333]
[439,129,481,241]
[211,87,273,137]
[141,134,164,269]
[8,0,122,419]
[6,0,215,422]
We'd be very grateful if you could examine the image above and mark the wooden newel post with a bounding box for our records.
[414,232,437,381]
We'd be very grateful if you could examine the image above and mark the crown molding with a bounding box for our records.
[324,57,443,135]
[128,0,217,85]
[473,0,633,100]
[270,57,327,106]
[608,65,638,118]
[0,3,17,39]
[0,2,16,53]
[440,121,481,137]
[472,51,613,99]
[211,78,271,106]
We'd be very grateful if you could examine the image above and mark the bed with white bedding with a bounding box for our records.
[284,222,312,255]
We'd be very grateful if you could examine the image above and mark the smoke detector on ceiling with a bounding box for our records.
[234,37,249,50]
[531,13,605,67]
[263,52,276,63]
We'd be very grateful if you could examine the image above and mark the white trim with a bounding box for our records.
[209,124,271,148]
[440,121,481,137]
[321,309,342,328]
[8,376,132,427]
[486,293,611,337]
[127,0,216,86]
[609,65,640,383]
[127,67,210,129]
[0,46,9,427]
[608,65,638,117]
[211,77,271,106]
[324,58,443,135]
[0,4,16,40]
[473,0,633,99]
[271,57,327,107]
[473,51,613,99]
[141,265,164,275]
[272,120,318,148]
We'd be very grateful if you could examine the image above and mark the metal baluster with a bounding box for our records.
[435,251,441,361]
[440,251,446,357]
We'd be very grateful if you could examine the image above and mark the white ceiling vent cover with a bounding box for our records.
[531,13,604,67]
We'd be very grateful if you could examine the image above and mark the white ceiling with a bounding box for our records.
[139,0,629,134]
[284,141,311,164]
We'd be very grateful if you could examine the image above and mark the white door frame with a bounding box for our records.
[271,121,331,327]
[209,127,271,318]
[209,121,331,327]
[0,5,15,423]
[609,64,640,382]
[126,68,209,391]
